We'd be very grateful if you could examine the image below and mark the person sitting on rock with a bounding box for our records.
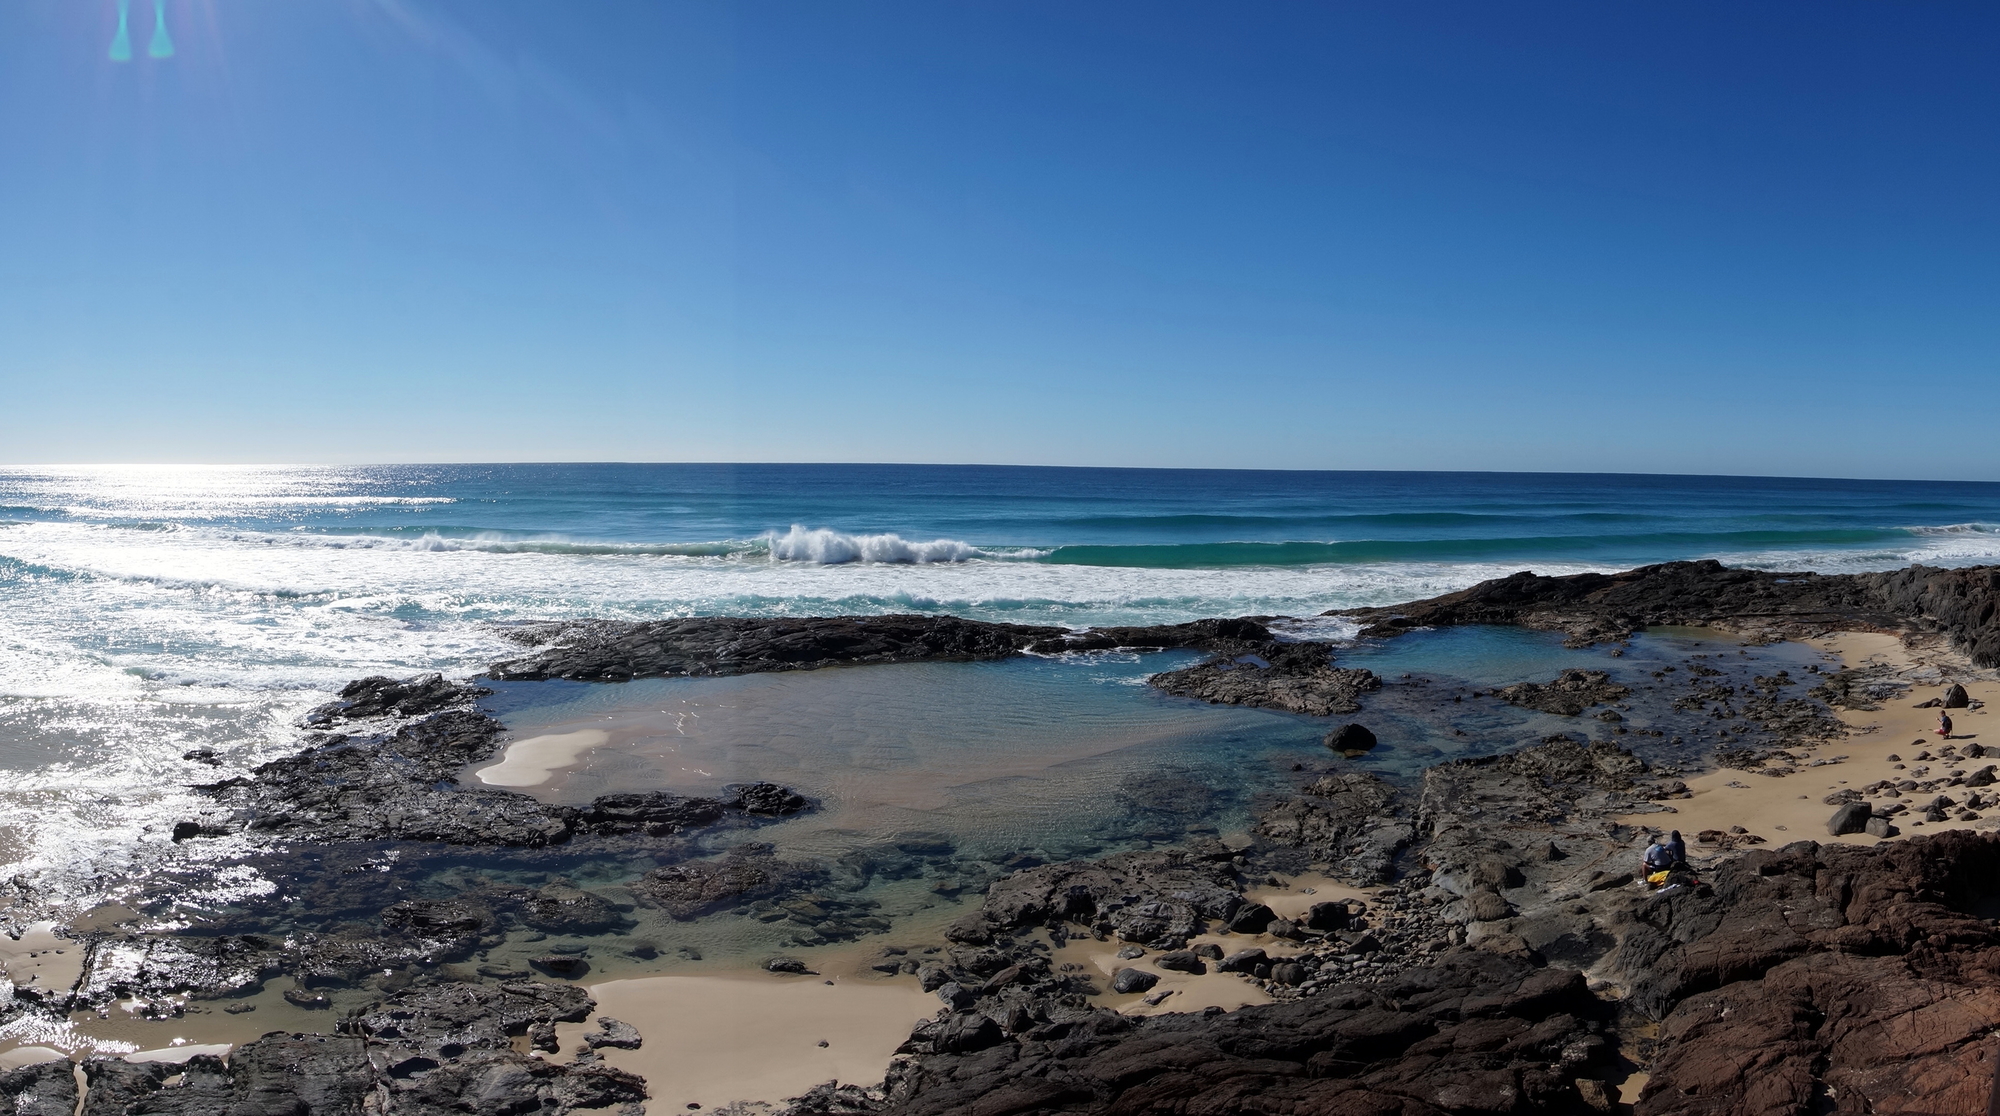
[1665,829,1687,868]
[1642,837,1675,883]
[1939,710,1954,739]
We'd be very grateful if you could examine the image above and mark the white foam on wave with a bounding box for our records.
[5,505,2000,920]
[1268,616,1367,644]
[1904,522,2000,537]
[1719,525,2000,575]
[762,525,990,564]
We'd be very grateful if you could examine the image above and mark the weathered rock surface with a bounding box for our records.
[492,614,1069,681]
[631,844,815,920]
[491,614,1383,720]
[1495,669,1631,716]
[1150,642,1381,716]
[943,845,1244,949]
[1620,832,2000,1115]
[0,1061,77,1116]
[304,673,490,725]
[1324,722,1379,755]
[1415,737,1686,968]
[181,697,807,850]
[0,981,642,1116]
[1256,772,1413,884]
[879,952,1613,1116]
[1339,560,2000,663]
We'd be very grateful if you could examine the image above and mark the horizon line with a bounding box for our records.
[5,460,2000,487]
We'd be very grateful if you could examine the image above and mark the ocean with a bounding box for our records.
[2,462,1999,921]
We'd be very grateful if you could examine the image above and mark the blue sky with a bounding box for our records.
[2,2,1997,476]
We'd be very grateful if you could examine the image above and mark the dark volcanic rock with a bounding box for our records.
[490,614,1070,681]
[382,898,491,938]
[1151,641,1381,716]
[881,951,1607,1116]
[1624,832,2000,1115]
[491,614,1286,684]
[1337,560,2000,665]
[1256,771,1413,884]
[191,708,572,846]
[1109,967,1158,994]
[944,848,1242,947]
[0,1061,77,1116]
[631,845,809,920]
[732,781,810,816]
[305,673,488,725]
[1038,617,1276,655]
[79,1059,168,1116]
[1323,722,1378,755]
[1495,669,1631,716]
[179,683,810,852]
[1418,737,1685,970]
[1826,801,1872,836]
[577,790,727,835]
[516,882,627,934]
[120,1034,375,1115]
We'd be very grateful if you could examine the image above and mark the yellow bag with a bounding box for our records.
[1646,870,1672,887]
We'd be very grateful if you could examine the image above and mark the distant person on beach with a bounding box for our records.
[1643,836,1674,876]
[1665,830,1687,867]
[1939,710,1954,739]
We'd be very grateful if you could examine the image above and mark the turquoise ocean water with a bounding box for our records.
[1,463,1998,912]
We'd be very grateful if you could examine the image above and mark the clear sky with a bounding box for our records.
[3,2,1997,476]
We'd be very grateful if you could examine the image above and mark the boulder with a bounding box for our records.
[1324,723,1378,755]
[1303,901,1350,932]
[1226,903,1277,934]
[1828,802,1873,836]
[1217,948,1267,974]
[1110,968,1159,994]
[1945,683,1971,708]
[1154,950,1206,975]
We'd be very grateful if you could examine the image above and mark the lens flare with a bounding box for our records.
[147,0,174,59]
[108,0,132,62]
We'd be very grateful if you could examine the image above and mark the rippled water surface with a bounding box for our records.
[0,462,1965,924]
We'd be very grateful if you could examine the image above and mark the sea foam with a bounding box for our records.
[762,526,989,564]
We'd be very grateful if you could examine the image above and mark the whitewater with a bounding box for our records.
[5,461,2000,910]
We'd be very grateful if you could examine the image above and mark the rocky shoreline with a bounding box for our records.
[7,560,2000,1115]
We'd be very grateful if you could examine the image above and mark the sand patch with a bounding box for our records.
[555,973,938,1112]
[1245,873,1376,920]
[476,730,609,787]
[1051,932,1273,1019]
[126,1043,231,1063]
[0,923,83,1000]
[1614,631,2000,853]
[0,1046,63,1069]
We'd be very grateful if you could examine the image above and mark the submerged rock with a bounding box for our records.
[1495,669,1631,716]
[1151,642,1381,716]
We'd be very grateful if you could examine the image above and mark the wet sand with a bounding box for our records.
[12,625,1987,1104]
[553,973,938,1112]
[1614,631,2000,852]
[475,729,610,786]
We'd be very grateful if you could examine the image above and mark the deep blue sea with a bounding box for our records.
[2,462,1999,911]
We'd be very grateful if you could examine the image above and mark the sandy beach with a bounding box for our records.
[552,973,938,1112]
[476,730,611,786]
[1613,630,2000,855]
